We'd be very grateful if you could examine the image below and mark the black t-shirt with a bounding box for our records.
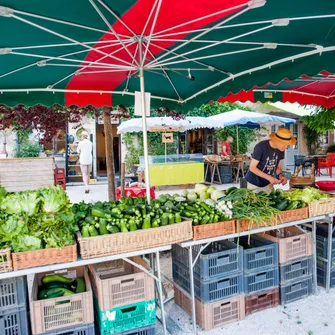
[245,140,285,187]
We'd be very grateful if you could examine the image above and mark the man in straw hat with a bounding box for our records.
[77,131,93,194]
[245,128,296,192]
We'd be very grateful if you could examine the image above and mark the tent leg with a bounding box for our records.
[139,41,151,204]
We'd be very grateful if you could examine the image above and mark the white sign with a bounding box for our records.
[134,91,151,117]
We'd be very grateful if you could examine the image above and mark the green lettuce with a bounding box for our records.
[40,185,70,213]
[288,187,330,203]
[1,191,40,216]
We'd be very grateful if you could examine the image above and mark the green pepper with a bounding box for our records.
[200,202,211,212]
[160,214,169,226]
[168,214,175,225]
[98,221,109,235]
[88,226,99,236]
[81,225,90,238]
[175,213,182,223]
[120,222,128,233]
[142,215,151,229]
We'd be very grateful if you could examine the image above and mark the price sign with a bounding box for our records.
[150,126,184,132]
[162,133,173,143]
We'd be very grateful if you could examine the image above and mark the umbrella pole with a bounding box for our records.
[236,125,239,154]
[139,43,151,204]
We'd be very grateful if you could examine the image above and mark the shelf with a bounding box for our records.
[68,164,81,167]
[68,175,82,177]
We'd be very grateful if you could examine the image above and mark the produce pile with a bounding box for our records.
[38,274,85,300]
[0,185,77,252]
[286,187,330,203]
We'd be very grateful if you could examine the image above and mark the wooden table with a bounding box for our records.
[232,158,250,183]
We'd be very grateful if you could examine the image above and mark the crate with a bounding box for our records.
[204,163,232,184]
[0,276,28,312]
[317,259,335,288]
[257,227,313,264]
[280,275,313,305]
[174,286,244,331]
[95,298,156,335]
[172,261,243,303]
[192,220,236,241]
[30,266,94,334]
[115,324,156,335]
[0,248,12,273]
[237,235,278,273]
[77,220,192,259]
[12,241,77,270]
[245,287,280,315]
[88,256,155,311]
[279,257,313,284]
[244,267,279,294]
[0,306,30,335]
[277,207,309,224]
[309,198,335,217]
[40,323,95,335]
[172,241,243,280]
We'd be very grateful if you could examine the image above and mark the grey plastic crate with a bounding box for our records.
[316,235,335,267]
[172,261,243,303]
[280,275,313,305]
[279,257,313,284]
[172,241,243,280]
[244,267,279,294]
[0,276,28,312]
[0,306,30,335]
[237,235,278,273]
[317,259,335,288]
[117,324,156,335]
[41,322,95,335]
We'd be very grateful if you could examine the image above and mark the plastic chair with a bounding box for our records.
[303,157,317,176]
[317,157,333,177]
[294,155,306,175]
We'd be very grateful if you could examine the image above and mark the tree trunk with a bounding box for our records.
[103,107,116,201]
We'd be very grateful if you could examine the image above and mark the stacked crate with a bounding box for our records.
[258,227,314,304]
[237,236,280,315]
[315,222,335,288]
[89,257,156,335]
[0,276,30,335]
[172,241,245,331]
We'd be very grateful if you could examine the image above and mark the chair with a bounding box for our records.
[303,157,317,176]
[317,157,333,177]
[294,155,306,175]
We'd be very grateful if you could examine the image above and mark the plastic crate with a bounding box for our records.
[317,259,335,288]
[115,324,156,335]
[40,323,95,335]
[279,257,313,284]
[30,266,94,335]
[280,275,313,305]
[245,287,280,315]
[316,234,335,268]
[257,227,313,264]
[0,306,30,335]
[244,267,279,294]
[237,235,278,273]
[172,241,243,280]
[0,276,28,312]
[174,286,244,331]
[172,261,243,303]
[88,256,155,311]
[94,298,156,335]
[204,163,233,184]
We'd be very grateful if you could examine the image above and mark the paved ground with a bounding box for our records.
[66,177,335,335]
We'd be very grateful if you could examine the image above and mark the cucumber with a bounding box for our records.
[40,282,72,290]
[75,277,86,293]
[42,274,73,284]
[275,200,288,211]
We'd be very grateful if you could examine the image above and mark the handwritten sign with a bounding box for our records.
[162,133,173,143]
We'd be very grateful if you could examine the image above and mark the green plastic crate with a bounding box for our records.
[94,297,156,335]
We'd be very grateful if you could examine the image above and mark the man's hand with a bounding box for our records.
[279,174,288,186]
[268,176,281,185]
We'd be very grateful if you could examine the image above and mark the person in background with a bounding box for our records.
[245,128,296,193]
[77,131,93,194]
[222,136,233,156]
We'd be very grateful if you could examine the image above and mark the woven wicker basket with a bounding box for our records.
[192,220,236,240]
[77,220,192,259]
[12,242,77,270]
[0,248,12,273]
[277,207,309,224]
[290,164,315,187]
[309,198,335,217]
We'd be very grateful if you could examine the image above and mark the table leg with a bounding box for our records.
[155,251,167,335]
[326,217,333,293]
[188,246,197,334]
[312,220,318,294]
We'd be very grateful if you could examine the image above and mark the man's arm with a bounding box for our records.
[276,159,287,185]
[249,158,281,185]
[77,142,81,154]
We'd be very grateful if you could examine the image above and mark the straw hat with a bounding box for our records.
[269,128,296,145]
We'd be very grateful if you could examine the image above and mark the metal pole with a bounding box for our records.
[155,251,167,335]
[236,125,239,154]
[165,142,167,163]
[188,246,197,334]
[138,39,151,204]
[312,220,318,294]
[326,216,333,292]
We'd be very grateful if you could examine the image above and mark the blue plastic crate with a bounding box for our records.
[316,234,335,268]
[279,257,313,284]
[317,259,335,288]
[0,276,28,312]
[0,306,29,335]
[236,235,278,273]
[244,267,279,294]
[280,275,313,305]
[204,163,233,184]
[116,324,156,335]
[172,241,243,280]
[41,322,95,335]
[172,261,243,303]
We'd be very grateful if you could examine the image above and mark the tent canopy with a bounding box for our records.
[117,116,223,134]
[0,1,335,109]
[208,109,296,127]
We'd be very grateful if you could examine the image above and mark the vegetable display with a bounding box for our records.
[38,274,85,300]
[0,185,77,252]
[286,187,330,203]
